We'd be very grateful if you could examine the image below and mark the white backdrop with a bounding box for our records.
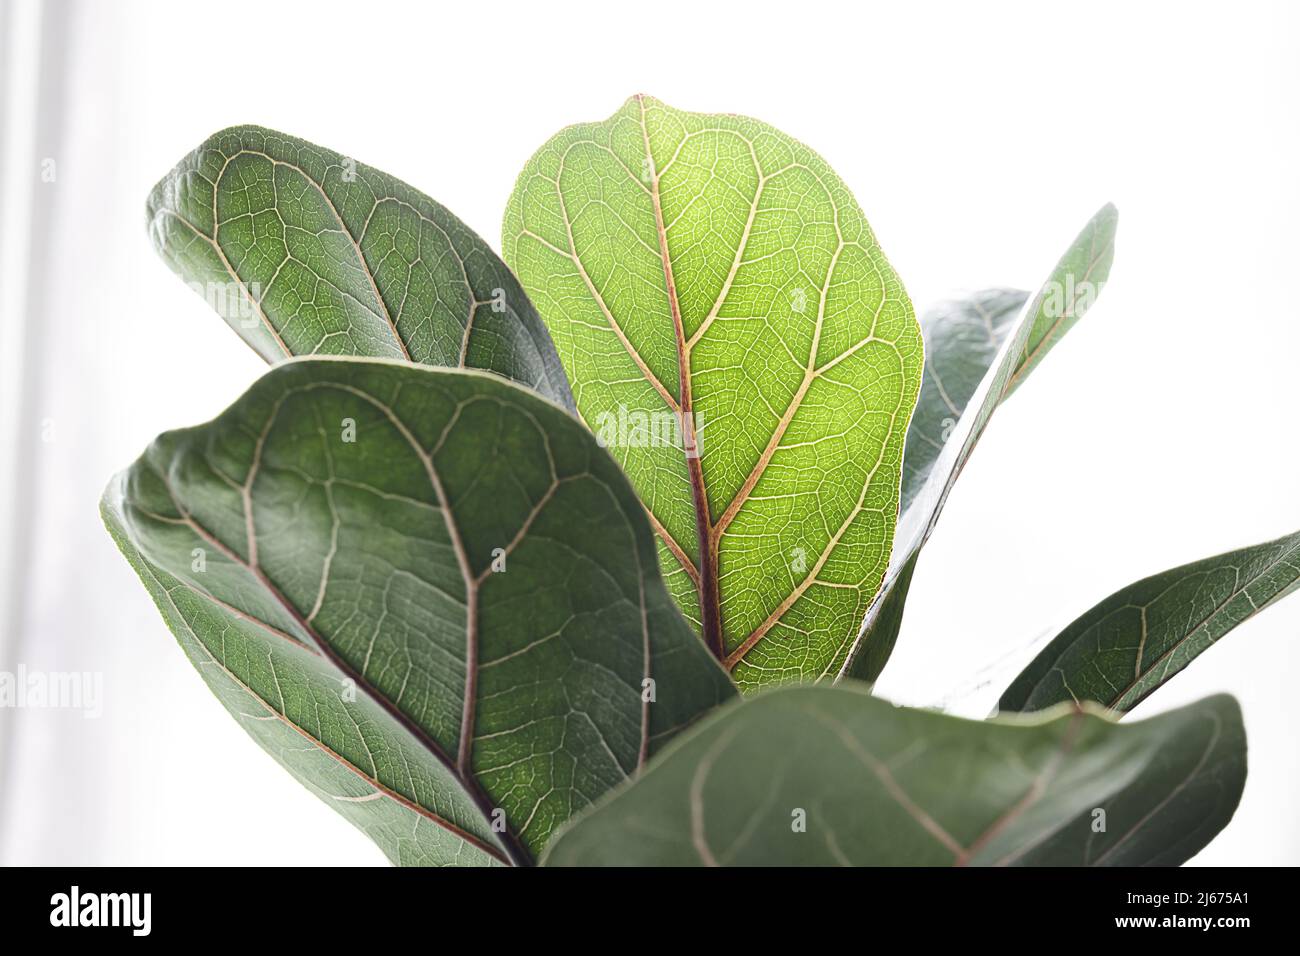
[0,0,1297,865]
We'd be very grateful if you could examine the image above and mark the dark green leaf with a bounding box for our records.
[843,205,1118,682]
[900,289,1029,514]
[544,684,1244,866]
[1005,204,1118,397]
[102,358,733,865]
[1001,530,1300,713]
[147,125,574,410]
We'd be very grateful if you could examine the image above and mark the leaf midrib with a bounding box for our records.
[634,101,898,673]
[637,95,724,661]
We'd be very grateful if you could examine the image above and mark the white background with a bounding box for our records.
[0,0,1297,865]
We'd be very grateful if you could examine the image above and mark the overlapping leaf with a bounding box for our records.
[899,289,1029,514]
[1001,530,1300,713]
[102,358,733,865]
[505,95,923,688]
[544,684,1244,866]
[843,205,1118,681]
[147,125,574,409]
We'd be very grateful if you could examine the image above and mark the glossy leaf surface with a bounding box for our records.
[102,358,733,865]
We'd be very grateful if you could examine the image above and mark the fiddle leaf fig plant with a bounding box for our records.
[103,95,1295,867]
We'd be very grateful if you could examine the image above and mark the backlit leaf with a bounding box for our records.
[505,95,923,688]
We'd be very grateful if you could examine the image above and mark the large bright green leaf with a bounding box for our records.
[504,95,924,689]
[101,358,733,866]
[544,684,1244,866]
[147,125,574,410]
[1001,530,1300,714]
[843,205,1118,682]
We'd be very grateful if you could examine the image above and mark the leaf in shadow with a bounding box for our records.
[843,204,1118,682]
[544,683,1244,867]
[102,358,733,865]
